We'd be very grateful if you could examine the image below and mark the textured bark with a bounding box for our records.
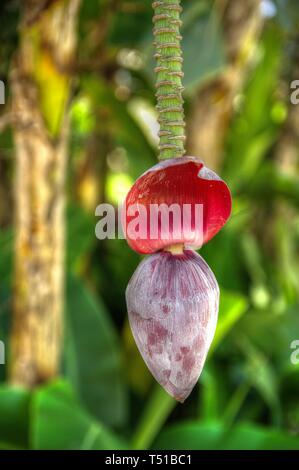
[10,0,80,386]
[187,0,263,170]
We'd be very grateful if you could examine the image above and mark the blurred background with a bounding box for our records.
[0,0,299,450]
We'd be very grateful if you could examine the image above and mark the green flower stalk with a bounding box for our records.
[153,0,185,160]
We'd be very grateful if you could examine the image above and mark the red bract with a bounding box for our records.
[123,156,232,254]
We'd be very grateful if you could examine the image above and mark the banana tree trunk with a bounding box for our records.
[10,0,80,386]
[187,0,263,170]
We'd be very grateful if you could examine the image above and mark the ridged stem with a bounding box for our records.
[153,0,185,160]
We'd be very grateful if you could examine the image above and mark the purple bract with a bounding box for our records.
[126,249,219,402]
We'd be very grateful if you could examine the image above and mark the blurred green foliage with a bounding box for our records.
[0,0,299,450]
